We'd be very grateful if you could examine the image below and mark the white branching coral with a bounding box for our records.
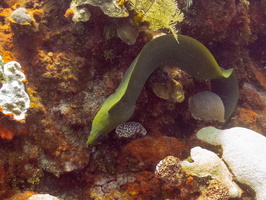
[128,0,184,40]
[0,56,30,121]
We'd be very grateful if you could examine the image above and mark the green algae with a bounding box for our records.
[87,34,238,146]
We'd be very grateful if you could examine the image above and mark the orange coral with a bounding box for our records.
[25,87,45,112]
[237,108,258,125]
[0,116,28,140]
[5,191,37,200]
[30,9,44,23]
[2,51,15,63]
[64,8,74,19]
[117,0,125,6]
[0,8,14,54]
[229,108,259,132]
[250,63,266,89]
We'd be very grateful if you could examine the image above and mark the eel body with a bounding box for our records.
[87,34,238,146]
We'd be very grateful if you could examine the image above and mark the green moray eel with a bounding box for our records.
[87,34,238,146]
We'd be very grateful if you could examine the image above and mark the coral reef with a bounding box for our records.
[154,152,239,199]
[197,127,266,200]
[0,0,264,199]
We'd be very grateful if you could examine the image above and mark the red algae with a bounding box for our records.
[118,136,188,171]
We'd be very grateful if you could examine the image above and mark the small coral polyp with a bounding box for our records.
[0,56,30,121]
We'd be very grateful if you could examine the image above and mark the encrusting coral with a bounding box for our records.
[181,146,242,198]
[0,56,30,121]
[197,126,266,200]
[154,152,240,199]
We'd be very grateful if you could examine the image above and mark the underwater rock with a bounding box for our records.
[189,91,225,122]
[0,56,30,121]
[115,121,147,139]
[181,146,242,198]
[10,8,31,24]
[70,5,90,22]
[70,0,128,22]
[197,126,266,200]
[152,79,185,103]
[155,156,184,187]
[116,24,139,45]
